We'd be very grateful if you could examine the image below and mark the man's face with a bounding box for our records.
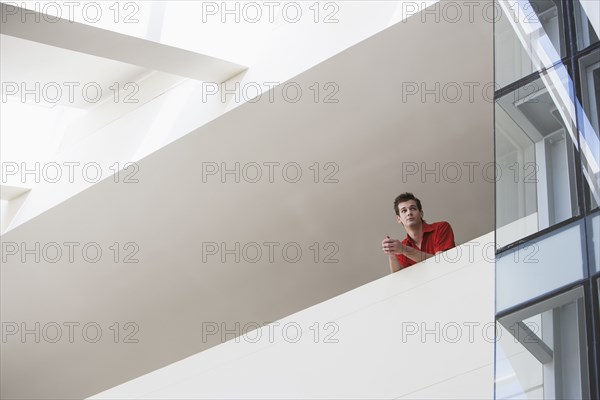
[396,200,422,228]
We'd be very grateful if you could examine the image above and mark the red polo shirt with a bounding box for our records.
[396,221,455,268]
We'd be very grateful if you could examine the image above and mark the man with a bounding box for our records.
[382,192,455,273]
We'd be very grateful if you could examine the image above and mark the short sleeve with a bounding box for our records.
[434,222,456,253]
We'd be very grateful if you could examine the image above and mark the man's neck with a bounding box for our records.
[406,222,423,245]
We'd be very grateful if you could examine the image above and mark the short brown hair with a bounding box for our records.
[393,192,423,216]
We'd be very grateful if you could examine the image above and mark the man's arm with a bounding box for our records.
[388,254,401,273]
[401,245,436,263]
[382,238,439,268]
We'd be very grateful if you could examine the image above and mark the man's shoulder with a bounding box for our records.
[425,221,453,231]
[428,221,456,249]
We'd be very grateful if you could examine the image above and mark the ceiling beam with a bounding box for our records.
[0,2,247,82]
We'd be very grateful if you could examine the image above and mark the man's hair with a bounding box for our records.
[393,192,423,216]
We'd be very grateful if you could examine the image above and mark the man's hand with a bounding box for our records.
[382,236,409,255]
[383,236,402,273]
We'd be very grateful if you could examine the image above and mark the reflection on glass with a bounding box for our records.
[495,287,590,399]
[496,221,584,312]
[575,0,600,50]
[578,49,600,210]
[496,65,579,247]
[589,213,600,273]
[495,0,566,88]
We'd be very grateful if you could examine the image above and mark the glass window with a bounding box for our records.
[495,287,591,399]
[578,49,600,211]
[496,221,585,313]
[588,213,600,274]
[495,0,566,89]
[496,64,579,247]
[574,0,600,50]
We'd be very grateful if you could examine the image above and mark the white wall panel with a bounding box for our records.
[93,234,495,399]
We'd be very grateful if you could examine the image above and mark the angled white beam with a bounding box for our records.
[0,184,30,201]
[580,0,599,39]
[501,321,554,365]
[0,2,247,82]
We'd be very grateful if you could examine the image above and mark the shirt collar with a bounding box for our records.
[404,221,433,243]
[421,221,434,232]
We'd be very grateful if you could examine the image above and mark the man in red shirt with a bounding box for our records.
[382,192,455,273]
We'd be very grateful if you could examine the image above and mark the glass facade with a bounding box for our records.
[494,0,566,89]
[494,1,600,399]
[495,65,580,247]
[579,48,600,210]
[496,287,590,399]
[590,213,600,273]
[496,221,585,312]
[574,1,600,50]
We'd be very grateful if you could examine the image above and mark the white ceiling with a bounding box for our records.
[0,34,150,109]
[0,3,247,82]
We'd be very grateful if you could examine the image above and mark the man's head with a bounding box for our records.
[393,192,425,227]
